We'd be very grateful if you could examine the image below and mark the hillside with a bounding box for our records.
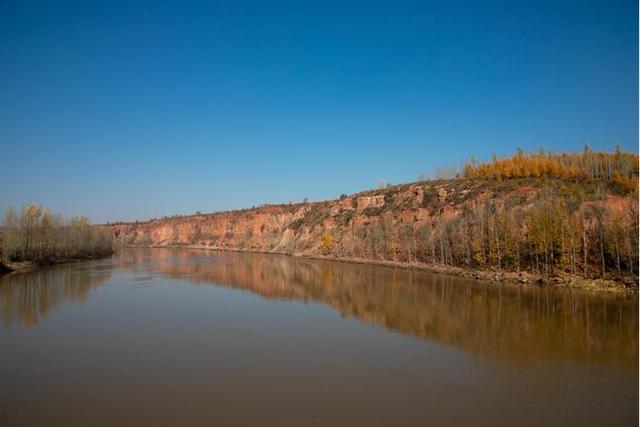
[111,150,639,288]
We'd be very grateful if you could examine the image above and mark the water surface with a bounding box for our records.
[1,248,637,426]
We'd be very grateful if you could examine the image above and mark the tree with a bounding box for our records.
[0,205,113,263]
[321,234,333,255]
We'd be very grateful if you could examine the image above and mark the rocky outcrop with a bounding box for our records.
[111,180,486,254]
[110,178,638,285]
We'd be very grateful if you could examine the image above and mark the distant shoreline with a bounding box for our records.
[0,251,115,276]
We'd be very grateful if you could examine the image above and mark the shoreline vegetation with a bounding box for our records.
[110,148,639,292]
[0,204,114,275]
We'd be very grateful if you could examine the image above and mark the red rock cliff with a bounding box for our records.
[110,178,638,284]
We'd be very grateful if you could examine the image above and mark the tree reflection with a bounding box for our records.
[0,263,111,328]
[117,248,638,365]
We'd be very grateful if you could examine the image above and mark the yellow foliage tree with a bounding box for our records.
[321,234,333,255]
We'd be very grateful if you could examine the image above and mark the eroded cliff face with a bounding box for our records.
[110,178,638,283]
[111,179,495,254]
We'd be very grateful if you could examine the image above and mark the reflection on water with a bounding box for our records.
[114,248,638,365]
[0,248,636,426]
[0,248,636,365]
[0,261,112,328]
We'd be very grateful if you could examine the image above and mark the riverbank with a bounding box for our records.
[0,251,115,276]
[110,173,638,292]
[304,254,635,292]
[3,244,633,292]
[116,244,637,292]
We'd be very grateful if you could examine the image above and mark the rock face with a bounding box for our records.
[111,180,478,255]
[110,178,638,283]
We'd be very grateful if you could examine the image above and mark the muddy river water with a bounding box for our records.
[0,248,637,426]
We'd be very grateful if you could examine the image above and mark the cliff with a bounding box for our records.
[111,177,638,287]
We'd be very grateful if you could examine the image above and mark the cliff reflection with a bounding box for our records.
[117,248,638,365]
[0,263,111,329]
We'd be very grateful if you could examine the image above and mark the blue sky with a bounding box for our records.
[0,0,637,222]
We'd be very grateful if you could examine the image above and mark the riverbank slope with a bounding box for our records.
[111,176,638,290]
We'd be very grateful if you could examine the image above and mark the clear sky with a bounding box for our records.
[0,0,637,222]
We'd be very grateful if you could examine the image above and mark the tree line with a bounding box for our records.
[1,204,113,264]
[463,146,638,193]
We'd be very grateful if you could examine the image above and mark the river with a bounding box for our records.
[0,248,637,426]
